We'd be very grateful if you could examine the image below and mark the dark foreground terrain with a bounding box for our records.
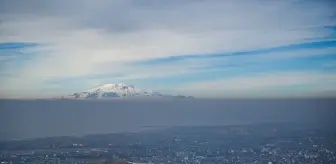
[1,122,336,164]
[1,99,336,140]
[1,99,336,163]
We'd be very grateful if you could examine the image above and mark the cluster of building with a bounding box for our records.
[1,125,335,164]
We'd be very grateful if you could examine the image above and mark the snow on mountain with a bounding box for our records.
[60,83,194,100]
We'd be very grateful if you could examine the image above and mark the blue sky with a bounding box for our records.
[0,0,335,98]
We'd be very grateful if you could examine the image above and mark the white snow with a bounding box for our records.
[57,83,194,100]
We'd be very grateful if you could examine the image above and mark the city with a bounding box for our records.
[1,122,335,164]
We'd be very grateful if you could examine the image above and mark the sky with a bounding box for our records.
[0,0,335,98]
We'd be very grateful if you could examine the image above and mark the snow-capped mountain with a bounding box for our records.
[60,83,194,100]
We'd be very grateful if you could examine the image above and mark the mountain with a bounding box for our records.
[59,83,194,100]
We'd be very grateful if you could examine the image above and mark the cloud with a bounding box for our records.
[0,0,335,98]
[175,72,336,98]
[135,41,336,66]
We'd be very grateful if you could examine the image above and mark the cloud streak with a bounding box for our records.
[175,72,336,98]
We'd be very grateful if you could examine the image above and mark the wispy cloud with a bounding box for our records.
[135,41,336,65]
[175,72,336,98]
[0,0,335,98]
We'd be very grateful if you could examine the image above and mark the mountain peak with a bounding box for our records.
[87,83,136,93]
[59,83,194,100]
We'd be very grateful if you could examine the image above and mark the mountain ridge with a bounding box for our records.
[58,83,194,100]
